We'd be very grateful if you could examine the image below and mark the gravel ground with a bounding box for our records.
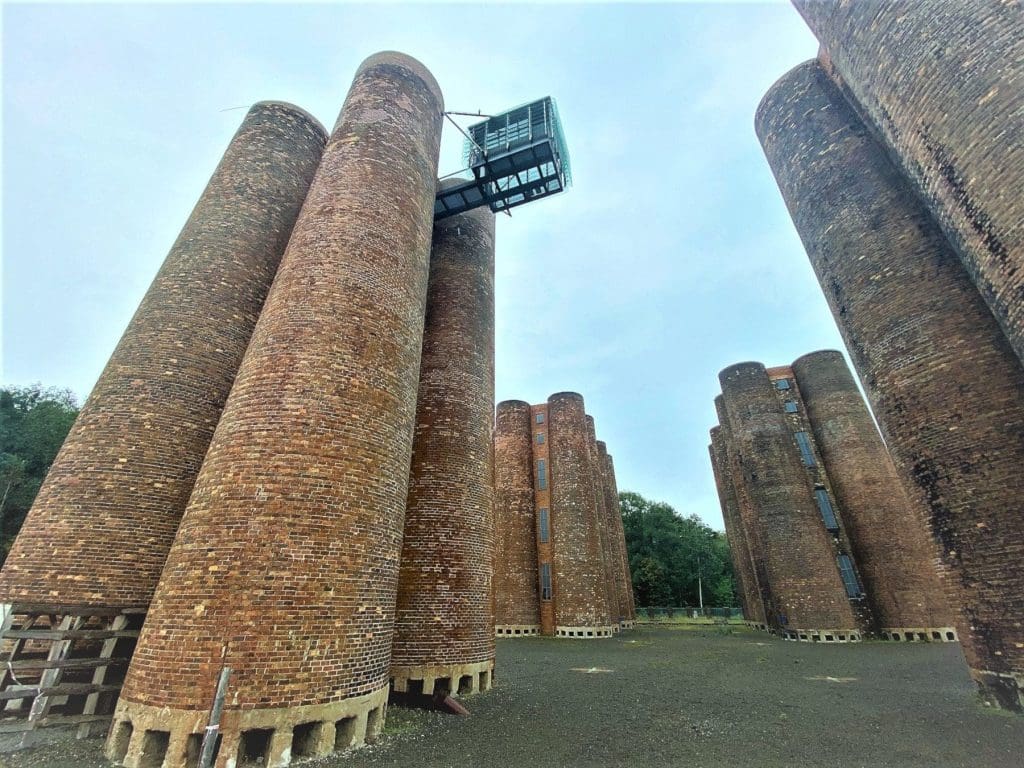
[4,624,1022,768]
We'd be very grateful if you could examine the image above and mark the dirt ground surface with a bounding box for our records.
[4,623,1022,768]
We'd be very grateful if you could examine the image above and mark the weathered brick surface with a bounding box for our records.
[756,59,1024,709]
[597,441,632,624]
[547,393,611,630]
[793,0,1024,365]
[0,102,326,610]
[601,452,635,621]
[792,351,954,632]
[586,416,619,626]
[531,403,556,634]
[719,363,858,633]
[765,365,873,634]
[709,428,756,624]
[713,397,768,628]
[119,53,443,717]
[391,181,496,679]
[493,401,539,628]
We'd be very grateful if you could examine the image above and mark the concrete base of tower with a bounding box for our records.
[878,626,959,643]
[106,684,389,768]
[778,628,862,643]
[495,624,541,637]
[390,659,494,697]
[970,668,1024,714]
[555,625,618,639]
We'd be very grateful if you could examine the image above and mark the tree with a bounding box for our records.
[0,385,79,561]
[620,490,736,607]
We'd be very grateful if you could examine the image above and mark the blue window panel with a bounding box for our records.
[784,400,799,413]
[537,459,547,490]
[536,413,545,424]
[774,378,791,390]
[795,431,816,467]
[540,563,553,600]
[538,508,550,543]
[837,554,862,598]
[815,489,839,530]
[537,432,545,444]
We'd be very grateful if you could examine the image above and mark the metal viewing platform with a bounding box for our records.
[435,97,571,220]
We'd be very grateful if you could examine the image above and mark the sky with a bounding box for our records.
[0,1,846,530]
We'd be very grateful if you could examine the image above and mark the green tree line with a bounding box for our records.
[620,490,736,607]
[0,384,79,561]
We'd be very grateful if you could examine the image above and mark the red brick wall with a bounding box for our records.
[793,0,1024,366]
[709,430,751,622]
[0,102,326,610]
[765,365,873,634]
[120,53,443,712]
[719,362,858,632]
[597,441,631,623]
[792,350,954,631]
[600,451,635,621]
[493,401,540,627]
[392,182,496,671]
[547,393,610,629]
[715,402,770,626]
[713,397,767,627]
[757,59,1024,710]
[586,416,619,625]
[531,404,556,634]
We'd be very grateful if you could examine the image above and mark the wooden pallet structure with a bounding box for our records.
[0,603,144,748]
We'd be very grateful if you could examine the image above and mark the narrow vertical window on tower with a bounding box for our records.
[538,507,550,543]
[537,459,547,490]
[774,378,791,390]
[837,554,862,598]
[536,432,544,444]
[536,413,545,424]
[784,400,799,413]
[814,488,839,531]
[540,563,553,600]
[794,431,816,466]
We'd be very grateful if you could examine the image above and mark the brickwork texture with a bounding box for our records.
[756,59,1024,710]
[713,396,768,628]
[719,363,858,634]
[586,416,620,626]
[117,51,444,727]
[391,180,496,683]
[793,0,1024,366]
[597,441,633,624]
[791,350,954,633]
[547,393,612,631]
[0,102,327,611]
[493,401,540,629]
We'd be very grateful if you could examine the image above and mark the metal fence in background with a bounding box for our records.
[637,606,743,621]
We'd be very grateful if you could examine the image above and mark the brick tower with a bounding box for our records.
[391,179,496,697]
[714,398,771,630]
[606,451,636,624]
[793,1,1024,365]
[719,363,860,641]
[757,59,1024,710]
[709,428,757,627]
[586,416,620,629]
[547,393,615,638]
[0,101,326,741]
[531,402,557,635]
[107,52,445,766]
[493,400,540,636]
[596,441,632,628]
[791,351,955,639]
[712,396,767,630]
